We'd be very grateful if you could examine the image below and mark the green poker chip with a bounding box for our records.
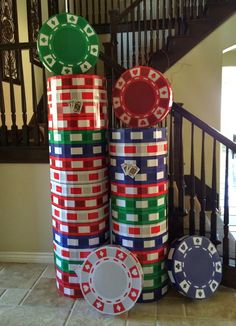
[111,202,167,225]
[54,252,82,273]
[37,13,99,75]
[111,193,167,211]
[48,129,107,144]
[141,260,166,277]
[143,271,169,291]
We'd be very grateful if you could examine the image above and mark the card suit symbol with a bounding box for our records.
[176,263,181,270]
[47,58,53,64]
[87,27,93,34]
[64,68,70,73]
[180,244,186,251]
[183,283,187,288]
[41,37,46,43]
[96,302,102,308]
[70,16,75,22]
[196,238,200,243]
[116,305,121,311]
[140,120,146,125]
[131,268,138,276]
[83,285,89,292]
[131,291,137,297]
[132,69,138,75]
[123,116,128,120]
[92,48,97,53]
[212,282,217,289]
[83,64,88,69]
[198,290,203,297]
[51,19,56,25]
[118,81,123,86]
[118,252,124,259]
[151,73,156,78]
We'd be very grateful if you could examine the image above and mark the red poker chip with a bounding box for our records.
[50,156,108,171]
[48,115,107,130]
[132,246,168,264]
[48,74,107,91]
[56,267,79,285]
[56,277,83,299]
[51,192,109,210]
[52,216,109,236]
[112,66,172,127]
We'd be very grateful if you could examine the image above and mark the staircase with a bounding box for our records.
[1,0,236,286]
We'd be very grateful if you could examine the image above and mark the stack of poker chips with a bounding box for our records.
[47,74,109,299]
[109,128,169,303]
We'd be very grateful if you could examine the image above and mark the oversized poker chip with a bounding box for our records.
[113,66,172,127]
[48,129,107,145]
[56,278,83,299]
[110,128,167,143]
[52,203,109,222]
[50,155,108,171]
[56,267,79,286]
[143,271,169,291]
[112,231,168,250]
[51,192,109,210]
[109,141,168,157]
[47,74,106,91]
[109,167,167,184]
[111,205,167,225]
[48,115,107,131]
[50,167,108,184]
[47,89,107,105]
[142,260,166,277]
[54,252,83,273]
[137,282,168,303]
[53,228,109,249]
[52,216,109,237]
[79,245,143,315]
[112,219,167,238]
[51,179,109,197]
[54,241,99,260]
[110,155,167,170]
[111,181,168,198]
[49,143,107,158]
[37,13,99,74]
[48,102,107,117]
[111,194,167,213]
[132,246,167,264]
[167,236,222,299]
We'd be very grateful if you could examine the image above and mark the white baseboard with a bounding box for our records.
[0,252,54,264]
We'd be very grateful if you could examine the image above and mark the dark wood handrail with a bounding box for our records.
[119,0,144,21]
[172,102,236,152]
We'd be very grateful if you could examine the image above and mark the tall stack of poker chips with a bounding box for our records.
[109,128,169,303]
[47,74,109,299]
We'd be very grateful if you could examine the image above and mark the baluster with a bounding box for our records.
[223,147,229,265]
[156,0,160,51]
[131,2,136,66]
[143,0,148,63]
[85,0,89,20]
[0,51,8,145]
[199,130,206,235]
[174,0,181,36]
[105,0,108,23]
[73,0,76,14]
[210,138,219,245]
[168,0,173,39]
[42,67,48,146]
[98,0,102,24]
[124,0,130,68]
[189,123,196,235]
[8,50,18,145]
[173,110,185,238]
[162,0,166,49]
[18,49,29,145]
[137,2,142,64]
[168,113,175,241]
[78,0,82,16]
[149,0,154,55]
[92,0,95,25]
[31,63,40,145]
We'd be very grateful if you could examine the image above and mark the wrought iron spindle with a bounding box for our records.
[98,0,102,24]
[125,0,130,68]
[149,0,154,54]
[199,130,206,235]
[162,0,166,49]
[210,138,218,245]
[31,63,40,145]
[0,51,8,145]
[168,0,173,38]
[137,2,142,64]
[92,0,96,24]
[18,49,29,144]
[8,50,18,145]
[223,147,229,265]
[131,2,136,66]
[168,113,175,241]
[105,0,108,23]
[156,0,160,51]
[143,0,148,63]
[189,123,196,235]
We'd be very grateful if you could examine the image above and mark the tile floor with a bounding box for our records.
[0,263,236,326]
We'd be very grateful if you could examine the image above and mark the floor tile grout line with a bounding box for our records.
[63,299,77,326]
[18,265,48,306]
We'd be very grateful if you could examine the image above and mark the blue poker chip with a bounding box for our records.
[167,236,222,299]
[49,143,107,158]
[109,128,167,143]
[110,155,167,171]
[53,229,110,249]
[109,165,167,184]
[112,231,168,250]
[137,282,169,303]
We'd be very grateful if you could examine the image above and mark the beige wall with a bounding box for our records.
[0,164,52,252]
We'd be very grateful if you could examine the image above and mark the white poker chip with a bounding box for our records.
[78,245,143,315]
